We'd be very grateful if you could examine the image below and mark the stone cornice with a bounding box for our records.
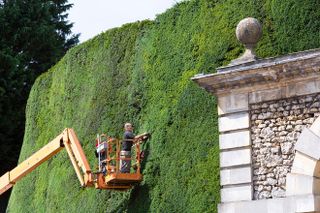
[192,48,320,94]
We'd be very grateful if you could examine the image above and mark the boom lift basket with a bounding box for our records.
[95,136,143,190]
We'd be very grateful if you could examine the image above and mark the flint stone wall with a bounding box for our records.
[251,93,320,200]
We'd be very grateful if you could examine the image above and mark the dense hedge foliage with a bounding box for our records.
[7,0,320,212]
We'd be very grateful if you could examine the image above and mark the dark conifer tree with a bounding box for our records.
[0,0,79,210]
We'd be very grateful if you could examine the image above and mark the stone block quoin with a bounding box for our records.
[287,116,320,197]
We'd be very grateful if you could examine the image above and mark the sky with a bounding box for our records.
[68,0,180,42]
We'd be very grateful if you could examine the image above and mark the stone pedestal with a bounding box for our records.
[192,48,320,213]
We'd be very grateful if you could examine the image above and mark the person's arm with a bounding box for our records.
[134,132,150,143]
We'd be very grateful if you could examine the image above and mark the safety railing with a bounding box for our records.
[95,134,142,176]
[106,138,141,175]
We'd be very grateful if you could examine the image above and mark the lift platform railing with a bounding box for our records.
[104,138,141,176]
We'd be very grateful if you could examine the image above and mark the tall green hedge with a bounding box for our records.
[7,0,320,212]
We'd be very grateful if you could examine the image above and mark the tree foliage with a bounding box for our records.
[0,0,78,211]
[6,0,320,212]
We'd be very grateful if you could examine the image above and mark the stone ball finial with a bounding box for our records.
[236,17,262,47]
[230,17,262,66]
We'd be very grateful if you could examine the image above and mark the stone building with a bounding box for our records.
[192,18,320,213]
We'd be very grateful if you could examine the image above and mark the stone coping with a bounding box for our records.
[191,48,320,94]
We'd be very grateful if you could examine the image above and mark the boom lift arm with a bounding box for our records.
[0,128,94,195]
[0,128,149,196]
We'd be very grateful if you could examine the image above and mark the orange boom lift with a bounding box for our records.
[0,128,149,195]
